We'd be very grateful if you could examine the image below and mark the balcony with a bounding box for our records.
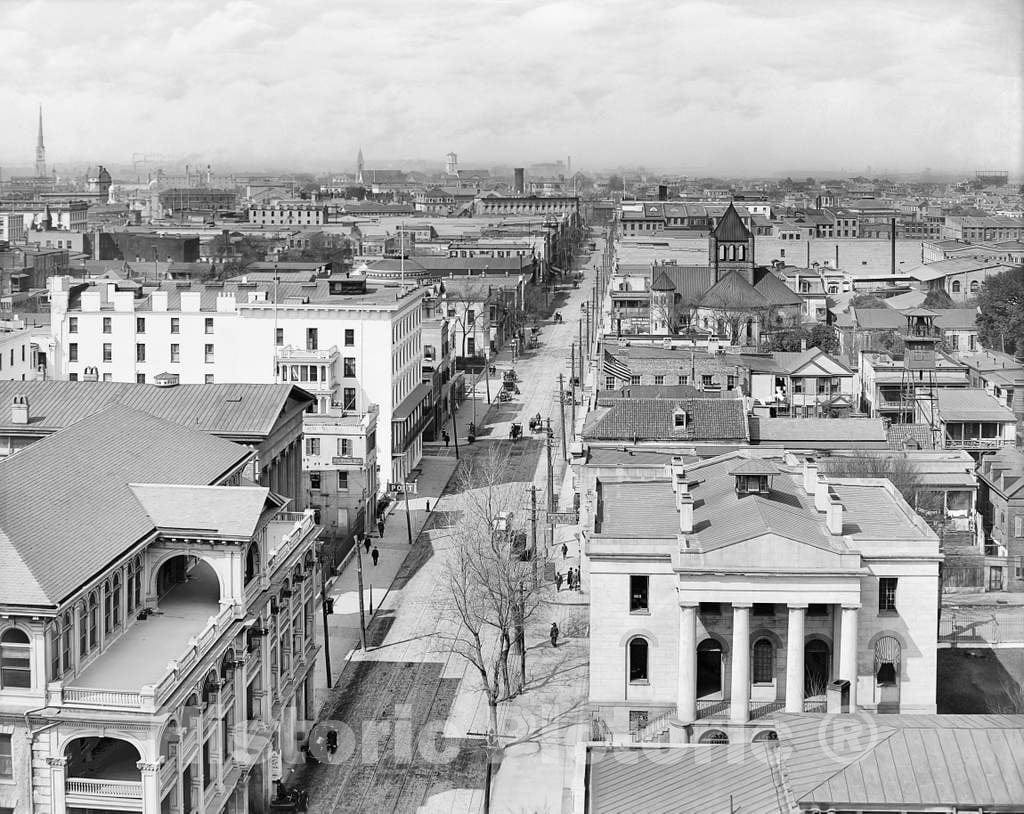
[64,736,144,811]
[65,778,143,809]
[266,510,318,570]
[278,344,339,362]
[695,699,785,720]
[62,558,230,713]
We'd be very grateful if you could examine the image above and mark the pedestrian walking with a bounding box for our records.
[442,430,450,448]
[363,536,371,554]
[561,542,568,559]
[377,517,385,538]
[554,571,563,591]
[575,568,583,592]
[567,567,575,591]
[371,546,380,566]
[550,622,560,648]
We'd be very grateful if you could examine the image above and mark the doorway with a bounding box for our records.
[804,639,831,697]
[696,638,723,698]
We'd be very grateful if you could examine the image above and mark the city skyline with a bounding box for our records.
[0,0,1020,176]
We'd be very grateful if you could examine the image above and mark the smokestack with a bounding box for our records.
[658,184,668,201]
[891,217,896,276]
[514,168,524,195]
[835,244,839,270]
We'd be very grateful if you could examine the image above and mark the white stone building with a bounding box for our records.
[0,406,320,814]
[584,449,940,744]
[46,272,427,488]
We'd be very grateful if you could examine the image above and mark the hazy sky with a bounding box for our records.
[1,0,1021,176]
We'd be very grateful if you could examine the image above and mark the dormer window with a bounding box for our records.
[730,459,780,495]
[673,409,687,428]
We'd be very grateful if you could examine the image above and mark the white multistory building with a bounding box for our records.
[46,272,428,491]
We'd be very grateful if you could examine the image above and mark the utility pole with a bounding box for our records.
[578,318,584,388]
[545,418,554,513]
[585,301,591,353]
[530,485,538,585]
[403,484,413,545]
[353,536,367,651]
[570,342,577,432]
[558,373,568,462]
[450,410,460,460]
[320,545,335,684]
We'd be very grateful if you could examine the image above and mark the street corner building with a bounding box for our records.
[583,449,942,745]
[0,405,321,814]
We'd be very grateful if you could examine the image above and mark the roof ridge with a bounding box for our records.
[798,727,902,801]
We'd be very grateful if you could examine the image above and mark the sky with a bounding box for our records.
[1,0,1021,176]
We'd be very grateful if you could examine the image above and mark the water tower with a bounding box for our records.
[900,308,940,432]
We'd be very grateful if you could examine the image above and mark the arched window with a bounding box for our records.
[699,729,729,744]
[133,556,142,611]
[951,280,961,293]
[88,592,98,649]
[753,639,774,684]
[104,580,113,634]
[78,602,88,657]
[752,730,778,742]
[245,545,260,585]
[628,637,649,683]
[969,280,979,293]
[60,612,73,674]
[718,244,726,261]
[126,560,136,612]
[727,244,736,261]
[0,628,31,688]
[111,572,122,631]
[874,636,901,686]
[737,245,745,261]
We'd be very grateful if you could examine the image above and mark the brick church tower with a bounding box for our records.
[709,202,755,284]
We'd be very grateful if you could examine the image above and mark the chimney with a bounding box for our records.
[827,494,844,535]
[671,456,686,492]
[802,457,818,494]
[11,396,28,425]
[814,474,830,513]
[800,338,807,352]
[679,492,694,534]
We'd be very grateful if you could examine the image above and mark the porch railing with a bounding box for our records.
[695,699,784,720]
[66,778,143,799]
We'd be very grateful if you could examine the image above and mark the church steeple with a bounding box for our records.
[35,106,47,178]
[356,147,364,184]
[708,201,755,284]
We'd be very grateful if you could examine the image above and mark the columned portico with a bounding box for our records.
[785,604,807,713]
[677,602,698,723]
[839,603,860,712]
[729,603,751,723]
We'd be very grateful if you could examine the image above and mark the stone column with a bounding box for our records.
[729,603,751,723]
[47,756,68,814]
[785,604,807,713]
[677,602,698,723]
[137,760,163,813]
[839,604,860,712]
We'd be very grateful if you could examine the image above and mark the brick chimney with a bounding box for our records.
[11,395,28,425]
[827,493,844,535]
[814,474,830,512]
[679,492,694,534]
[802,457,818,495]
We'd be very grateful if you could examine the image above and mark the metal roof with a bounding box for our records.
[934,389,1017,422]
[0,406,252,607]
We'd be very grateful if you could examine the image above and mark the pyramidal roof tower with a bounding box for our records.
[35,106,47,178]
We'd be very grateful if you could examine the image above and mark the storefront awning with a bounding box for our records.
[392,382,432,422]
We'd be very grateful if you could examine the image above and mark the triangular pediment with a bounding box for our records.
[790,354,850,377]
[696,533,854,571]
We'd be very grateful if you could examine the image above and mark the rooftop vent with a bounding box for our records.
[730,458,779,496]
[154,372,180,388]
[11,395,28,425]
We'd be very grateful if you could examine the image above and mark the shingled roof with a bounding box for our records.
[583,397,748,442]
[0,406,253,607]
[698,271,769,310]
[712,201,752,241]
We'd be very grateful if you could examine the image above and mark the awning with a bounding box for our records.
[392,382,432,422]
[874,635,902,666]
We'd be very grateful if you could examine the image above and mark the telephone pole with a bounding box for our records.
[578,318,584,388]
[570,343,577,433]
[558,373,568,462]
[353,537,367,651]
[530,485,538,585]
[320,545,336,684]
[545,418,554,512]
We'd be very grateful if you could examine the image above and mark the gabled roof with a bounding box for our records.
[583,397,747,443]
[0,381,312,440]
[129,484,280,538]
[698,271,768,310]
[751,269,803,306]
[933,389,1016,422]
[0,406,253,607]
[711,202,752,242]
[650,269,676,291]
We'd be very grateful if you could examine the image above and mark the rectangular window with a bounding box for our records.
[275,327,284,346]
[309,472,321,490]
[205,374,214,384]
[344,357,356,377]
[306,328,318,351]
[0,734,11,779]
[1015,516,1023,537]
[204,317,214,334]
[137,317,145,333]
[654,375,664,385]
[878,578,898,612]
[629,575,649,613]
[170,317,180,334]
[343,388,356,410]
[136,343,145,362]
[136,373,146,383]
[205,344,214,363]
[102,343,112,362]
[305,438,320,456]
[170,343,180,363]
[727,375,736,391]
[989,566,1004,592]
[69,373,78,381]
[678,375,688,385]
[102,316,111,333]
[202,739,212,788]
[69,316,78,333]
[338,438,352,457]
[701,375,713,388]
[344,328,355,346]
[102,373,112,382]
[69,343,78,362]
[337,472,349,491]
[629,375,641,385]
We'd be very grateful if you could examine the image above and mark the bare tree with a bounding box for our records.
[650,294,690,334]
[437,447,546,738]
[818,453,945,522]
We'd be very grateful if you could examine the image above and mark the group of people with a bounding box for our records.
[554,566,581,592]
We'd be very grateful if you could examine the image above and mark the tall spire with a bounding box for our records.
[356,146,364,184]
[35,105,47,178]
